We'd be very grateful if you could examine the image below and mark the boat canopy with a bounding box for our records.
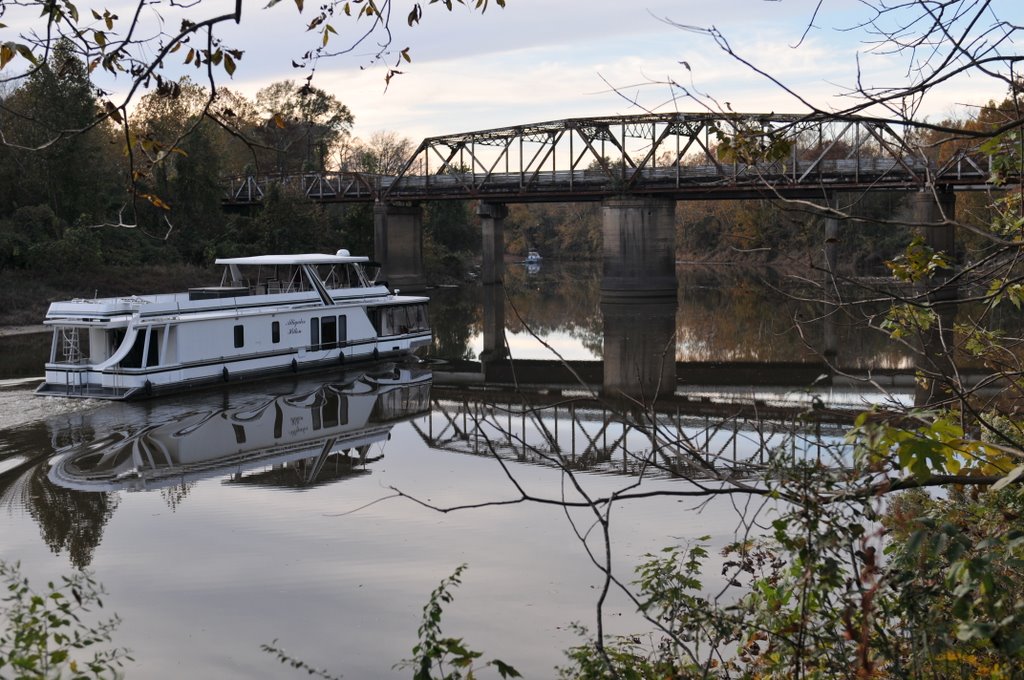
[215,253,370,266]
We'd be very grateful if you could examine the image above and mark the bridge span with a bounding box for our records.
[224,112,993,205]
[223,112,1000,291]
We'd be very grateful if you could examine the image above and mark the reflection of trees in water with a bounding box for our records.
[25,464,118,569]
[503,262,604,355]
[427,262,992,368]
[501,262,908,366]
[684,269,1024,370]
[160,482,195,512]
[427,264,606,361]
[676,267,913,366]
[428,287,480,360]
[0,420,117,569]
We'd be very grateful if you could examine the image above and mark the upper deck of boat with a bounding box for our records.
[41,251,419,323]
[44,284,404,321]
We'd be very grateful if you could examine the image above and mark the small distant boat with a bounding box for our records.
[525,251,542,264]
[36,249,432,400]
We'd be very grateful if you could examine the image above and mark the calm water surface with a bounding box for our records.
[0,263,913,677]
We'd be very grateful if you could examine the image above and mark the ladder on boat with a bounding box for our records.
[60,327,81,364]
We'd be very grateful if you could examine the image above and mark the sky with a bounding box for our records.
[212,0,1019,143]
[5,0,1022,145]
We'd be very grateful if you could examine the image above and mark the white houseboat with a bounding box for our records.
[36,250,431,400]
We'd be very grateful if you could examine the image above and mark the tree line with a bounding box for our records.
[0,39,479,279]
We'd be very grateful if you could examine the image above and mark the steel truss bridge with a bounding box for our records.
[224,112,997,205]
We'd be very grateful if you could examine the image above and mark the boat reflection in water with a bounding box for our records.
[48,362,432,493]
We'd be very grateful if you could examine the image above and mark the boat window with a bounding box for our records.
[321,265,343,289]
[375,304,429,336]
[410,304,428,331]
[362,262,382,285]
[312,392,348,431]
[338,315,347,344]
[322,391,341,429]
[321,316,337,349]
[273,403,283,439]
[146,329,161,367]
[320,264,365,290]
[234,325,245,348]
[272,321,280,344]
[109,329,125,359]
[121,332,146,369]
[311,317,320,348]
[374,382,431,420]
[285,266,305,293]
[54,327,91,364]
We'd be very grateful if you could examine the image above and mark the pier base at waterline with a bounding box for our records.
[600,197,678,298]
[480,282,508,362]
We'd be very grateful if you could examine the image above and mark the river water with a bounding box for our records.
[0,262,918,678]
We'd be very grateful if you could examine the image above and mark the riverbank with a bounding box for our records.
[0,325,47,338]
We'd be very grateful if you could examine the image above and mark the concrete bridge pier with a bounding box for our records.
[480,283,507,362]
[478,202,508,285]
[913,188,958,272]
[914,299,959,408]
[822,193,840,359]
[824,193,840,277]
[911,187,959,407]
[601,295,678,401]
[601,197,678,297]
[374,202,425,291]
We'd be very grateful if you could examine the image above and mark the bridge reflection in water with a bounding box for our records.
[418,388,849,481]
[421,256,1005,479]
[429,272,862,481]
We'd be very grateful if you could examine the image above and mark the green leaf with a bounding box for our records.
[14,43,38,65]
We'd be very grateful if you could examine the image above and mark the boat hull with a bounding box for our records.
[36,336,430,400]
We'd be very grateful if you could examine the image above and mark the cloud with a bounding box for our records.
[65,0,1019,142]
